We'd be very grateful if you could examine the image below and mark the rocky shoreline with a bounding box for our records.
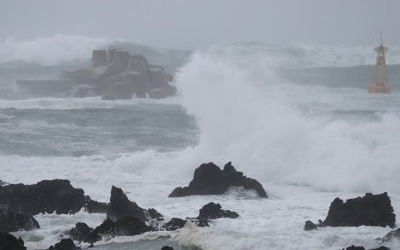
[1,162,399,250]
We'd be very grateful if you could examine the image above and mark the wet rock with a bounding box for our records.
[89,217,152,242]
[342,247,390,250]
[146,208,163,221]
[304,220,317,231]
[107,186,162,222]
[324,193,395,228]
[198,202,239,220]
[161,218,186,231]
[107,186,145,221]
[382,227,400,243]
[0,210,40,232]
[186,217,209,227]
[0,179,102,215]
[48,238,77,250]
[69,222,93,243]
[184,202,239,228]
[0,231,26,250]
[68,186,162,243]
[85,200,108,214]
[169,162,267,198]
[343,246,365,250]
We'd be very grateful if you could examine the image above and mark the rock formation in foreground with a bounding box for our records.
[324,193,395,228]
[382,227,400,243]
[198,202,239,220]
[0,179,106,235]
[161,218,187,231]
[179,202,240,228]
[169,162,267,198]
[144,202,240,232]
[68,185,161,244]
[342,246,390,250]
[69,216,152,244]
[48,238,77,250]
[0,179,107,216]
[0,210,40,232]
[107,186,162,222]
[88,217,152,243]
[0,231,26,250]
[305,192,395,230]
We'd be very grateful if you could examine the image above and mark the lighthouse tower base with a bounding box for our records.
[368,82,391,93]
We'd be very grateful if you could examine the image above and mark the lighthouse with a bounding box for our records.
[368,34,391,93]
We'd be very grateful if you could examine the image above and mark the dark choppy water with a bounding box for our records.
[0,101,198,157]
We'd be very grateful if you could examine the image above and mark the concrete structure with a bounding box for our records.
[17,49,176,99]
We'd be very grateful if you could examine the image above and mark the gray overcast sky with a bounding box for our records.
[0,0,399,49]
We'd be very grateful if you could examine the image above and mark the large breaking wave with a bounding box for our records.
[175,44,400,193]
[1,36,400,193]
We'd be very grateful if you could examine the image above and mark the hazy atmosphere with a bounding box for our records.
[1,0,400,48]
[1,1,400,250]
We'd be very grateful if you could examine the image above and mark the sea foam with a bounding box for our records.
[175,45,400,193]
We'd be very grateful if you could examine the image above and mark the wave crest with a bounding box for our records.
[175,47,400,193]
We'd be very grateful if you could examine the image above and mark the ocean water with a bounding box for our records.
[1,35,400,249]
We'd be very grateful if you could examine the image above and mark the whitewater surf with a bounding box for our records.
[1,35,400,249]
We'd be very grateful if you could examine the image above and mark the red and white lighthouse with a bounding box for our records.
[368,34,391,93]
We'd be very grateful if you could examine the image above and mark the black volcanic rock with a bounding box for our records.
[183,202,239,228]
[89,216,152,242]
[304,220,317,231]
[185,217,209,227]
[198,202,239,220]
[69,222,93,243]
[324,193,395,228]
[0,179,102,215]
[382,228,400,243]
[0,210,40,232]
[48,238,77,250]
[146,208,163,221]
[67,186,163,243]
[85,200,108,214]
[169,162,267,198]
[107,186,162,222]
[342,247,390,250]
[0,231,26,250]
[161,247,174,250]
[161,218,186,231]
[108,186,144,221]
[343,246,365,250]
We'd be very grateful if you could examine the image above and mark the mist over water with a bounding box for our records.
[2,35,400,67]
[1,36,400,249]
[0,35,109,66]
[175,44,400,193]
[1,36,400,193]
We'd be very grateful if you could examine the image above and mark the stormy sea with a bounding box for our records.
[1,35,400,250]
